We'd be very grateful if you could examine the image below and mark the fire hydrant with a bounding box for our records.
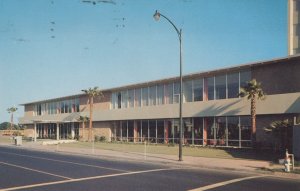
[284,149,291,172]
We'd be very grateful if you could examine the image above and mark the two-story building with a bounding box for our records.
[19,55,300,148]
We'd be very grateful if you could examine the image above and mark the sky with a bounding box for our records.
[0,0,287,123]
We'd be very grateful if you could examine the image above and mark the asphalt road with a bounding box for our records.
[0,146,299,191]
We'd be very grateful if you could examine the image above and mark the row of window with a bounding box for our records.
[34,98,80,116]
[111,70,251,109]
[112,116,251,147]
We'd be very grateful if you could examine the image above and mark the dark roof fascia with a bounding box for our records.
[20,94,84,106]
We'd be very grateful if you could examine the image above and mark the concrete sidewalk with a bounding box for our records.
[1,140,299,179]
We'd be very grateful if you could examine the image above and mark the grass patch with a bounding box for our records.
[267,168,300,174]
[56,141,277,161]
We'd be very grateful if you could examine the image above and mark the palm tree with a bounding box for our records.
[239,79,265,147]
[81,87,103,142]
[7,107,18,133]
[78,115,89,141]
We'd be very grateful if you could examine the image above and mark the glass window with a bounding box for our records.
[128,121,134,141]
[194,117,203,145]
[207,77,215,100]
[37,104,42,115]
[121,121,127,141]
[111,93,117,109]
[227,116,239,146]
[240,116,251,140]
[173,82,180,103]
[193,79,203,102]
[47,103,51,114]
[149,120,156,143]
[75,99,79,112]
[165,83,173,104]
[117,92,121,109]
[183,80,192,102]
[157,85,164,105]
[227,72,239,98]
[68,100,72,113]
[53,102,57,114]
[142,87,148,106]
[65,101,69,113]
[50,102,53,114]
[134,89,141,107]
[240,116,251,147]
[142,120,148,141]
[136,120,142,142]
[216,117,226,145]
[184,118,193,144]
[206,117,215,145]
[149,86,156,106]
[128,89,134,108]
[157,120,164,143]
[116,121,122,141]
[47,103,50,114]
[215,75,226,100]
[172,119,179,144]
[60,102,65,114]
[240,70,251,90]
[71,100,76,112]
[41,104,46,115]
[121,90,128,108]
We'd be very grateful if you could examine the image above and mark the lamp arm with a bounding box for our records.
[158,13,181,40]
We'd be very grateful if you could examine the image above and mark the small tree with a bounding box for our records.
[78,115,89,141]
[81,87,103,142]
[264,119,292,152]
[7,107,18,133]
[239,79,265,148]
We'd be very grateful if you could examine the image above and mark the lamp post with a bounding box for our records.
[153,10,183,161]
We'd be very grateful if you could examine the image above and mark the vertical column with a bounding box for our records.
[203,78,208,101]
[226,117,229,147]
[56,123,59,140]
[213,117,216,146]
[71,122,75,139]
[203,118,207,146]
[133,121,138,143]
[34,122,37,142]
[126,121,129,142]
[164,121,169,144]
[239,117,242,148]
[155,121,158,144]
[192,118,194,146]
[164,120,168,144]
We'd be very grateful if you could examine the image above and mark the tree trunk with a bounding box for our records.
[10,113,13,133]
[82,121,85,141]
[251,97,257,148]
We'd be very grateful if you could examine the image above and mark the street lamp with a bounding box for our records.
[153,10,183,161]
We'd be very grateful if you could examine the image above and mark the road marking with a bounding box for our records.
[0,161,72,180]
[0,150,130,173]
[188,175,269,191]
[1,168,180,191]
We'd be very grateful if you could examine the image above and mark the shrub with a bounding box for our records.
[12,131,22,136]
[99,136,106,142]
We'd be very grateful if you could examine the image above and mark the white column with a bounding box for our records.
[34,122,37,142]
[56,123,59,140]
[71,123,75,139]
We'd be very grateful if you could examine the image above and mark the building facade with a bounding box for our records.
[19,55,300,148]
